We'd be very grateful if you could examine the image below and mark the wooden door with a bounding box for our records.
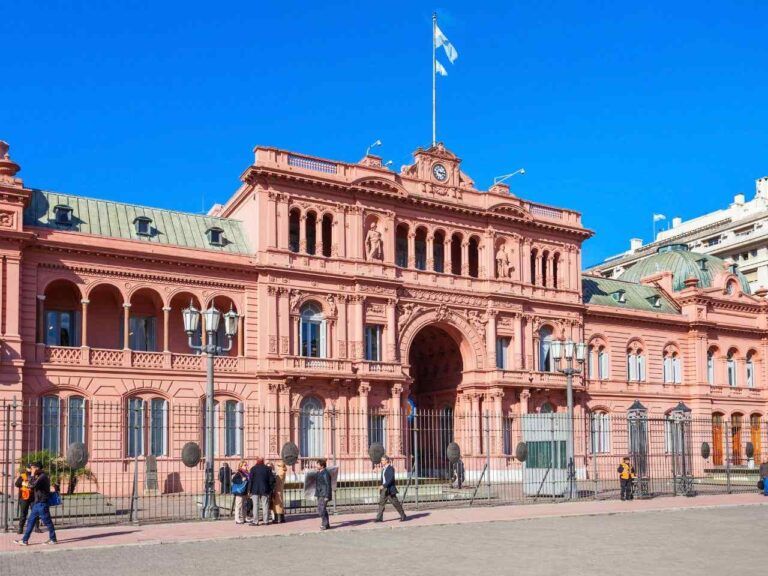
[732,415,743,465]
[751,415,762,464]
[712,414,724,466]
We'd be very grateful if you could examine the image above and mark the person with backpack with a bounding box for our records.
[248,457,273,526]
[14,461,57,546]
[231,460,249,525]
[14,465,40,536]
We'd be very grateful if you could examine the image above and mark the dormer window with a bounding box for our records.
[611,290,627,304]
[53,205,73,227]
[697,258,708,271]
[206,227,225,246]
[134,216,152,237]
[646,295,662,308]
[728,263,738,274]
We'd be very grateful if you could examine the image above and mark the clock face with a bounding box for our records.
[432,163,448,182]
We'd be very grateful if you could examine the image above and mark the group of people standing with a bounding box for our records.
[227,457,288,526]
[14,461,58,546]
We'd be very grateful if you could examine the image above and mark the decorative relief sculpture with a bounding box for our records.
[365,222,383,261]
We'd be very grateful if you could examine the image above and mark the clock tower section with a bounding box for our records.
[409,142,464,188]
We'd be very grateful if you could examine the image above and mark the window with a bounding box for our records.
[364,325,382,361]
[53,205,73,226]
[496,337,511,369]
[664,418,674,454]
[67,396,85,447]
[538,326,553,372]
[598,348,609,380]
[206,227,224,246]
[321,214,333,257]
[663,349,681,384]
[149,398,167,457]
[727,351,737,387]
[414,229,427,270]
[127,398,145,457]
[746,353,755,389]
[41,396,60,455]
[224,400,243,456]
[707,350,715,385]
[300,397,324,458]
[627,353,636,381]
[468,237,479,278]
[134,216,152,237]
[611,290,626,304]
[305,212,317,255]
[368,413,386,448]
[588,345,595,378]
[395,225,408,268]
[433,231,445,273]
[203,400,220,457]
[129,316,156,351]
[289,209,300,252]
[540,402,555,414]
[45,310,80,346]
[300,303,325,358]
[591,412,611,454]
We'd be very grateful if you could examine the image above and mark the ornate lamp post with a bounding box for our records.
[550,339,587,500]
[182,300,239,519]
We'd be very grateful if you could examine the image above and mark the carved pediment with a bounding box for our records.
[487,202,534,222]
[350,176,408,197]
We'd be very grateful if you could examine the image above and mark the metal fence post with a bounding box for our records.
[330,409,337,516]
[2,401,10,532]
[725,420,732,495]
[485,411,491,503]
[413,410,419,509]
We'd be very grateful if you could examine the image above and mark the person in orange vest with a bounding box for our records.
[14,465,39,535]
[617,457,636,501]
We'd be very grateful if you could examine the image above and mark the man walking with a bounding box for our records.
[248,457,273,526]
[315,458,332,530]
[618,456,636,501]
[375,455,407,522]
[15,461,57,545]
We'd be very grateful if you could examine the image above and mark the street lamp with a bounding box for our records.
[551,339,587,500]
[183,299,239,519]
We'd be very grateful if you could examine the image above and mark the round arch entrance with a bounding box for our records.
[407,324,465,477]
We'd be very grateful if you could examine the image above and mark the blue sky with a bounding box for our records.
[3,1,768,265]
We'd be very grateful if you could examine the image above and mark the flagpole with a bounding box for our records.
[432,12,437,146]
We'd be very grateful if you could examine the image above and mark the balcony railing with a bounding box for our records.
[284,356,354,373]
[357,360,401,374]
[495,369,576,389]
[41,346,244,373]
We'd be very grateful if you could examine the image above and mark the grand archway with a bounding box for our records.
[407,324,465,477]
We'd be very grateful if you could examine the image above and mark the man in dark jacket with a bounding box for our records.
[375,455,406,522]
[248,458,273,526]
[15,461,57,545]
[314,458,332,530]
[219,463,232,495]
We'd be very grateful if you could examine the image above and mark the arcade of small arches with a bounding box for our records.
[38,278,244,356]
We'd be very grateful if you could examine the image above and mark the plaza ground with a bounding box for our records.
[1,494,766,575]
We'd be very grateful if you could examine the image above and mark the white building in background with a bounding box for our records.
[590,177,768,291]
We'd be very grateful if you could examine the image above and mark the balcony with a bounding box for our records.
[709,385,765,399]
[283,356,354,373]
[40,346,245,373]
[357,360,402,375]
[494,369,576,389]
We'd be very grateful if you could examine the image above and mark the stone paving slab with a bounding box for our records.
[1,492,765,556]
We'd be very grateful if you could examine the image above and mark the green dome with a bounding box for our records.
[618,244,751,294]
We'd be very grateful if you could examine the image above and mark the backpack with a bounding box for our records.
[232,479,247,495]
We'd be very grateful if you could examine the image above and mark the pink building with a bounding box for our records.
[0,138,764,494]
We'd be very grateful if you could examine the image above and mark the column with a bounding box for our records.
[315,216,323,256]
[390,383,403,456]
[407,231,415,269]
[337,295,348,359]
[122,303,131,349]
[524,315,535,369]
[519,388,530,415]
[470,394,481,455]
[267,192,278,249]
[536,253,545,286]
[238,314,245,356]
[4,257,21,337]
[36,295,46,344]
[426,234,435,271]
[358,382,370,455]
[386,299,397,362]
[487,388,504,455]
[278,381,291,450]
[486,310,497,369]
[292,316,300,356]
[545,256,553,288]
[461,241,469,276]
[162,306,171,352]
[513,314,524,370]
[444,236,453,274]
[521,241,531,284]
[299,213,307,254]
[351,296,364,360]
[484,231,496,279]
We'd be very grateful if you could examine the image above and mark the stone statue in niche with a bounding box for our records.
[496,245,514,278]
[365,222,383,261]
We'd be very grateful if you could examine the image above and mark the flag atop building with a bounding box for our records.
[432,14,459,145]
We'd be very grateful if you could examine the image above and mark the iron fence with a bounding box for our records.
[0,398,765,531]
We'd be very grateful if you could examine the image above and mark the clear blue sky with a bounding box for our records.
[3,1,768,266]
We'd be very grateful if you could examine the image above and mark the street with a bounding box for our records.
[1,505,765,576]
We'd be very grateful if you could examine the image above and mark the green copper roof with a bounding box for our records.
[24,189,252,254]
[618,244,750,294]
[582,276,679,314]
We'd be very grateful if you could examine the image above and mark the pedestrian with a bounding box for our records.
[219,462,232,495]
[375,455,407,523]
[272,460,287,524]
[617,456,636,501]
[314,458,332,530]
[14,461,57,546]
[248,457,272,526]
[231,460,249,525]
[14,464,40,536]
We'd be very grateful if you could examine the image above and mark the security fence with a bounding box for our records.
[0,398,764,531]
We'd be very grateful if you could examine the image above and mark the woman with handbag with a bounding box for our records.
[231,460,249,525]
[271,461,287,523]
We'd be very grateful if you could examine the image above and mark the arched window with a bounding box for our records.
[300,303,326,358]
[305,211,317,255]
[414,228,427,270]
[538,326,553,372]
[468,236,480,278]
[746,352,756,389]
[67,396,86,447]
[707,349,716,385]
[224,399,244,456]
[149,398,168,457]
[451,233,462,275]
[321,214,333,257]
[127,397,145,457]
[591,411,611,453]
[727,349,737,387]
[598,347,609,380]
[540,402,555,413]
[553,254,560,289]
[542,250,549,287]
[395,224,409,268]
[530,249,537,285]
[626,342,645,382]
[587,340,609,380]
[300,397,324,458]
[288,209,300,253]
[663,346,682,384]
[433,231,445,273]
[41,395,60,455]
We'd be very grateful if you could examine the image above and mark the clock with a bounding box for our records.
[432,163,448,182]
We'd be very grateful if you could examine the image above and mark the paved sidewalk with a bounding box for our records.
[1,492,765,555]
